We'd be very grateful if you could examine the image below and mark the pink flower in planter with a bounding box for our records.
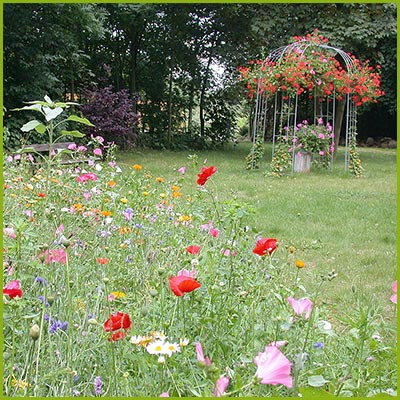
[287,297,313,319]
[391,280,397,304]
[254,345,293,388]
[214,375,229,396]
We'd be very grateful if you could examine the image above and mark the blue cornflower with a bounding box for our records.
[38,296,50,307]
[313,342,325,349]
[35,276,47,286]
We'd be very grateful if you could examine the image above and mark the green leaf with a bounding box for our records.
[61,130,85,138]
[308,375,330,387]
[20,120,42,132]
[12,104,42,112]
[66,115,95,126]
[34,123,46,134]
[44,107,64,121]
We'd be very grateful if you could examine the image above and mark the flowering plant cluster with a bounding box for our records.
[238,30,384,106]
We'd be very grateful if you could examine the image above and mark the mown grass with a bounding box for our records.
[117,143,397,316]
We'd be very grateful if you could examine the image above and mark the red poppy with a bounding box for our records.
[103,312,132,332]
[197,166,217,186]
[186,245,201,255]
[169,275,201,297]
[109,330,128,342]
[253,238,278,256]
[38,192,46,198]
[96,257,109,265]
[3,280,23,299]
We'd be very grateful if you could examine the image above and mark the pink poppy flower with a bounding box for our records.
[195,341,211,366]
[3,280,23,299]
[214,375,229,397]
[254,345,293,388]
[186,245,201,255]
[287,297,313,319]
[391,280,397,304]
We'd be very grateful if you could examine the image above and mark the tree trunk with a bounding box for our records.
[167,63,173,148]
[199,55,213,137]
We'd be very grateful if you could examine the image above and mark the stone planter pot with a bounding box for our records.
[293,151,312,173]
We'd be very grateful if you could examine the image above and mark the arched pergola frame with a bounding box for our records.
[249,41,359,173]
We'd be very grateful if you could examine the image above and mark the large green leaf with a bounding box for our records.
[61,130,85,138]
[307,375,330,387]
[20,120,42,132]
[66,115,95,126]
[34,123,46,134]
[44,107,64,121]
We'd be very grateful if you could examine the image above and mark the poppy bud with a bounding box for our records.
[29,324,40,341]
[149,288,158,297]
[103,277,109,284]
[47,295,55,306]
[88,318,98,325]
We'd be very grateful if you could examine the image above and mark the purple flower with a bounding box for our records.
[94,376,103,395]
[35,276,47,286]
[313,342,324,349]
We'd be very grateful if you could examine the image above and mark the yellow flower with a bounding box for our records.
[160,193,167,199]
[155,177,164,183]
[179,214,192,223]
[288,245,296,254]
[110,291,126,299]
[171,191,181,198]
[143,191,149,196]
[120,197,128,204]
[132,164,142,171]
[73,203,85,212]
[171,185,179,192]
[295,259,305,268]
[119,226,132,234]
[101,210,112,217]
[11,377,31,389]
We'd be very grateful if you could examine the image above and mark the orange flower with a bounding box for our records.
[119,226,131,235]
[101,210,112,217]
[295,259,305,268]
[107,180,116,188]
[132,164,142,171]
[156,177,164,183]
[96,258,109,265]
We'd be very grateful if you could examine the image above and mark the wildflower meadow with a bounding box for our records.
[2,103,397,398]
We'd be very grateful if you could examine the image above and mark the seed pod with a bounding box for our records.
[29,324,40,341]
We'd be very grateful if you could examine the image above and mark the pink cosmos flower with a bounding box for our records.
[214,375,229,397]
[287,297,313,319]
[3,280,23,299]
[76,173,98,183]
[209,228,219,237]
[178,166,186,174]
[391,280,397,304]
[195,342,211,366]
[254,345,293,388]
[3,227,16,239]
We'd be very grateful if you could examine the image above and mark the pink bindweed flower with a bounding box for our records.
[195,342,211,367]
[254,345,293,388]
[67,143,77,150]
[77,145,87,152]
[213,375,230,397]
[391,280,397,304]
[287,297,313,319]
[178,166,186,174]
[93,148,102,156]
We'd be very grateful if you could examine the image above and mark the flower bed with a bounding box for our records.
[3,143,397,397]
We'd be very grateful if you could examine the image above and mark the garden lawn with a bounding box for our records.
[117,143,397,315]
